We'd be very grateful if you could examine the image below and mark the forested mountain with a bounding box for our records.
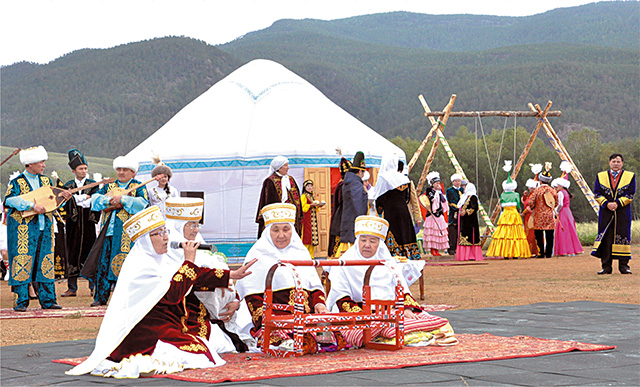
[1,1,638,159]
[238,1,639,51]
[1,38,241,156]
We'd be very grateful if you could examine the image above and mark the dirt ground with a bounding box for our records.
[1,247,638,347]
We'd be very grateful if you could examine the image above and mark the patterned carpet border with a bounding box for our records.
[53,333,615,384]
[0,306,106,320]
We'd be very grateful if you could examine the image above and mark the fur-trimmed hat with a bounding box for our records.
[538,162,553,184]
[552,161,571,189]
[450,173,463,182]
[19,146,48,165]
[427,171,441,186]
[113,156,138,173]
[501,160,517,192]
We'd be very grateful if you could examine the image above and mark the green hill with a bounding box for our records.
[1,1,638,160]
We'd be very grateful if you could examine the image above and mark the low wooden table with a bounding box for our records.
[262,259,406,357]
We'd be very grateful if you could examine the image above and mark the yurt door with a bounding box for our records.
[304,168,331,257]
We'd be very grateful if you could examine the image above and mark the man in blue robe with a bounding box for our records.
[4,146,62,311]
[86,156,148,306]
[592,153,635,275]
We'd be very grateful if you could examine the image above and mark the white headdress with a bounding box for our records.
[19,146,48,165]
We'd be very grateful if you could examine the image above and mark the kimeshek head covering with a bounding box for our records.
[326,227,415,311]
[269,156,289,175]
[112,156,139,173]
[350,151,366,171]
[450,173,462,183]
[19,146,48,165]
[67,149,88,170]
[123,206,166,243]
[501,160,517,192]
[368,153,409,201]
[457,182,477,208]
[552,161,571,189]
[354,215,389,240]
[66,208,182,376]
[236,204,323,298]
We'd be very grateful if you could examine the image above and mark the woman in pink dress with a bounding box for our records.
[552,162,583,256]
[421,172,449,256]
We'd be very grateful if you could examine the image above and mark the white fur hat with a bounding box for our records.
[113,156,139,173]
[450,173,462,182]
[19,146,48,165]
[525,179,540,189]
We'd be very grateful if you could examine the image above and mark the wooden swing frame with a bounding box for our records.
[408,94,599,247]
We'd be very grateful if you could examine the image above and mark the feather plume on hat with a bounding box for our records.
[559,160,572,174]
[530,163,542,175]
[502,160,517,191]
[552,161,572,188]
[503,160,513,173]
[151,151,165,166]
[151,151,172,178]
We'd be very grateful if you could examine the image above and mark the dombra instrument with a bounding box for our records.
[20,178,114,217]
[101,176,160,212]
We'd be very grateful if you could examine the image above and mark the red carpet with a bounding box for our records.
[0,306,106,320]
[54,333,614,384]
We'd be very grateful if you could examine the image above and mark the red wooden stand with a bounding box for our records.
[262,259,405,357]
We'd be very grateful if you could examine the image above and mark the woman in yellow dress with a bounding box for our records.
[487,161,532,259]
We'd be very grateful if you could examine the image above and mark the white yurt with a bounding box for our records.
[126,59,405,257]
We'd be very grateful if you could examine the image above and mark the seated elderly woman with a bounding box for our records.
[236,203,346,354]
[165,197,254,353]
[326,215,458,348]
[66,206,256,378]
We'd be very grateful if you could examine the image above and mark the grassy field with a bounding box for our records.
[576,220,639,246]
[1,146,115,199]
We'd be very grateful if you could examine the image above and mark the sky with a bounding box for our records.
[0,0,613,66]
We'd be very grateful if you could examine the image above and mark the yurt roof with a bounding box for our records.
[127,59,405,172]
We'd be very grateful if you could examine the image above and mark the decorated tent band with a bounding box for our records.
[435,129,495,229]
[279,259,385,266]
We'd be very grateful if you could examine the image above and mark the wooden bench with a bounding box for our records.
[261,259,405,357]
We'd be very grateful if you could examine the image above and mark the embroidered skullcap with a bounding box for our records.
[165,197,204,221]
[354,215,389,240]
[261,203,296,226]
[123,206,165,243]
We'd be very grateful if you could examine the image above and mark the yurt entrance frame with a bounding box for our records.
[407,94,599,244]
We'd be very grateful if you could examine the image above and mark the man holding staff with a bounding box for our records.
[4,146,62,311]
[85,156,149,306]
[592,154,635,275]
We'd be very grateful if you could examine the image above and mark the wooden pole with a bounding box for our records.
[415,95,456,192]
[407,94,456,173]
[529,104,600,215]
[1,148,21,167]
[424,110,561,117]
[479,101,553,247]
[433,128,495,229]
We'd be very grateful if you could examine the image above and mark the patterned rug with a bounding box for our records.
[0,306,107,320]
[53,334,614,384]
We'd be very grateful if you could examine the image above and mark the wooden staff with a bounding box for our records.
[1,148,21,166]
[415,95,457,192]
[479,101,553,247]
[529,103,599,215]
[407,95,455,172]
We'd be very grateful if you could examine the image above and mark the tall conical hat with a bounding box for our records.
[68,149,88,170]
